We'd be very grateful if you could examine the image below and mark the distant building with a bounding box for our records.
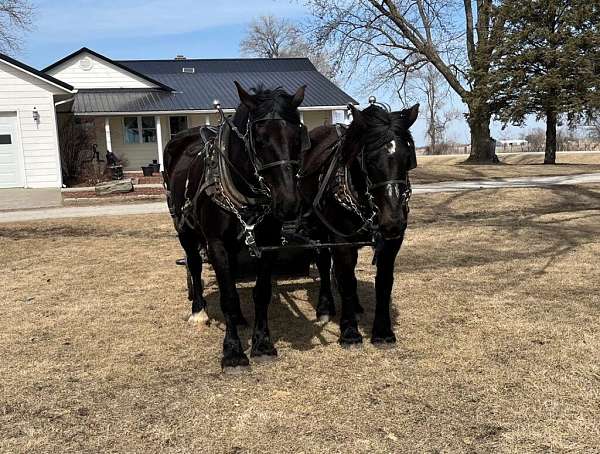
[499,139,528,147]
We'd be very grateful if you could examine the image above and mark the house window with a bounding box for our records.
[332,110,347,124]
[0,134,12,145]
[169,116,188,138]
[123,116,157,144]
[124,117,140,144]
[141,117,157,143]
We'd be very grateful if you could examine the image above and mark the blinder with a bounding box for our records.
[300,124,311,152]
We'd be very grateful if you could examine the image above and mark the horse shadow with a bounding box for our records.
[201,266,400,352]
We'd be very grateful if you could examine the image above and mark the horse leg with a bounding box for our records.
[250,252,278,359]
[372,238,403,345]
[179,232,208,324]
[315,249,336,322]
[227,248,248,327]
[207,239,249,370]
[332,246,362,346]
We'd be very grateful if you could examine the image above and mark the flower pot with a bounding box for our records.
[141,165,154,177]
[151,163,161,173]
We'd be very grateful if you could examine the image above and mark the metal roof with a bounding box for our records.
[70,57,356,114]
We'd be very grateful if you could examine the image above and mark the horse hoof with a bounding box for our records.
[222,364,251,374]
[251,338,278,360]
[221,353,250,373]
[339,327,363,348]
[372,332,397,346]
[188,310,209,325]
[251,352,278,362]
[340,340,363,350]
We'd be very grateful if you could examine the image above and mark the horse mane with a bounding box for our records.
[239,85,301,126]
[344,104,415,162]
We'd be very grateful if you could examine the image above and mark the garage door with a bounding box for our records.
[0,113,22,188]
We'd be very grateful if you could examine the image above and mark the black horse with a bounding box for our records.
[298,102,419,346]
[163,82,308,370]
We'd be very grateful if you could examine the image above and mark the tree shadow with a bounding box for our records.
[201,266,399,352]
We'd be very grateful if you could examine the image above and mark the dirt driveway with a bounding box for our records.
[1,185,599,453]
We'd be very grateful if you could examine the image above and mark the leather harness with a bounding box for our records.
[174,111,311,256]
[299,124,412,240]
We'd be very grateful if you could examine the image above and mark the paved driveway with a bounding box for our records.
[0,188,62,211]
[1,172,600,223]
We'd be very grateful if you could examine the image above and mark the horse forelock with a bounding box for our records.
[345,105,415,161]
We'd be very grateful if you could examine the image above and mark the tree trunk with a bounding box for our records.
[465,110,497,163]
[544,109,557,165]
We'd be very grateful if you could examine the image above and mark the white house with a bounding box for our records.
[0,47,356,188]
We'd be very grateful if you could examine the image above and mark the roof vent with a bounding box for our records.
[79,56,94,71]
[175,55,187,60]
[182,67,196,74]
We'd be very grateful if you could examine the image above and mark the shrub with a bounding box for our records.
[58,115,98,186]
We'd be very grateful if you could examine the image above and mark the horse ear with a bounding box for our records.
[348,104,365,128]
[403,104,420,128]
[234,81,256,110]
[292,85,306,108]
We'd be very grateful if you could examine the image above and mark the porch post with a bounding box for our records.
[155,115,164,170]
[300,111,304,124]
[104,117,112,152]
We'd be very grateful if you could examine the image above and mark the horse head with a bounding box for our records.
[234,81,308,222]
[346,103,419,240]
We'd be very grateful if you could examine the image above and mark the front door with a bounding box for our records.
[0,113,22,188]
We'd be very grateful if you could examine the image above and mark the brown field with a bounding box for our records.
[1,185,599,453]
[412,152,600,184]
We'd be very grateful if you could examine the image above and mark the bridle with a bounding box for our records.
[226,110,310,180]
[306,125,413,240]
[359,146,412,209]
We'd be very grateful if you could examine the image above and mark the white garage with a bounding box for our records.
[0,113,22,187]
[0,52,74,188]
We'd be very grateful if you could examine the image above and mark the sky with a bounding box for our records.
[16,0,542,147]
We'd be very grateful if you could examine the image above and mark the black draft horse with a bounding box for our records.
[299,102,419,346]
[163,82,307,370]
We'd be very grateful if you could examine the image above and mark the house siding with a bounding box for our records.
[302,110,333,130]
[46,52,158,90]
[0,60,64,188]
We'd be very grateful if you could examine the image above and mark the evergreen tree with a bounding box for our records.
[492,0,600,164]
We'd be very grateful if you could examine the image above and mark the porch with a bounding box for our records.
[82,108,345,171]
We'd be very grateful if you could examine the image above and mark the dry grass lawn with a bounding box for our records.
[1,185,599,453]
[412,152,600,184]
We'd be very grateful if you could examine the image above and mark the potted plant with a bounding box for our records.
[141,165,154,177]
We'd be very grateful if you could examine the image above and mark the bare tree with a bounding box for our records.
[0,0,33,53]
[306,0,506,163]
[407,64,459,154]
[240,16,297,59]
[240,15,337,80]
